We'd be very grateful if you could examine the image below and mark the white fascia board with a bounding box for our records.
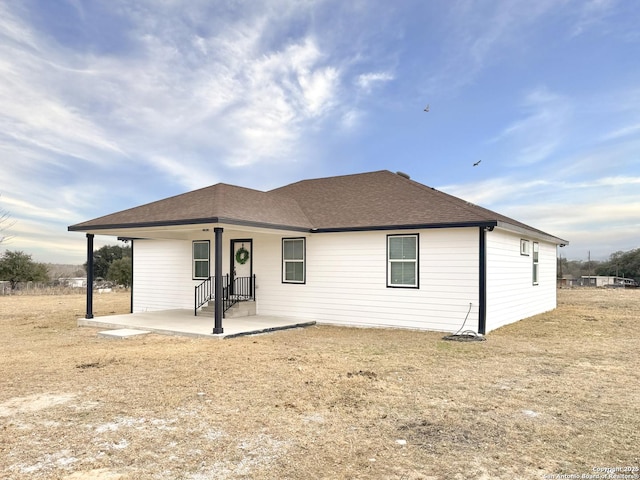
[495,221,569,246]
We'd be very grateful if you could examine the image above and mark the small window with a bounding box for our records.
[532,242,539,285]
[283,238,305,283]
[193,241,210,280]
[387,234,419,288]
[520,239,530,256]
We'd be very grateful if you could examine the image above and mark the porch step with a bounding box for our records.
[198,300,256,318]
[199,303,214,315]
[225,301,256,318]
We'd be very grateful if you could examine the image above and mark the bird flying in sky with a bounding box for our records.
[473,160,481,166]
[424,104,429,112]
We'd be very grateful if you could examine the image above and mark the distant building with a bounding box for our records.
[558,275,578,287]
[59,277,87,288]
[579,276,637,288]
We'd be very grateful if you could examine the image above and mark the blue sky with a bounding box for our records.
[1,0,638,264]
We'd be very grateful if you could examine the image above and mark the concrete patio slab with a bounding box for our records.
[79,309,316,339]
[98,329,151,339]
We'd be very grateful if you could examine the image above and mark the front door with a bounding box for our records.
[230,239,253,298]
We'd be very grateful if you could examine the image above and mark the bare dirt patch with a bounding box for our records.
[0,393,76,417]
[1,289,639,479]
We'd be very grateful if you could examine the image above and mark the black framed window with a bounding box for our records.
[387,234,419,288]
[532,242,539,285]
[193,240,210,280]
[282,238,305,283]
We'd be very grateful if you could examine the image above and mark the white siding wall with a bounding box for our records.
[133,235,235,312]
[133,239,197,311]
[131,227,558,333]
[254,228,480,332]
[485,228,557,331]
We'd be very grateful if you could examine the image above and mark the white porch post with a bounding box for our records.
[213,227,224,334]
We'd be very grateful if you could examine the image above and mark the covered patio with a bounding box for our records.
[78,310,316,339]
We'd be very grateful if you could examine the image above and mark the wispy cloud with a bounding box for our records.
[339,109,364,131]
[441,178,552,206]
[443,175,640,207]
[490,87,572,165]
[5,217,113,262]
[441,173,640,259]
[425,0,560,94]
[600,123,640,142]
[506,200,640,259]
[571,0,617,37]
[0,13,125,166]
[0,1,355,184]
[356,71,394,93]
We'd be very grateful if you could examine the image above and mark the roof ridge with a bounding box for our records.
[265,188,314,228]
[269,170,389,192]
[398,174,496,222]
[401,175,563,237]
[388,172,565,237]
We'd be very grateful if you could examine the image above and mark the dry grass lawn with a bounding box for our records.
[0,289,639,479]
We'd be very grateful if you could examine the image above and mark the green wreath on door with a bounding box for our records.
[235,247,250,265]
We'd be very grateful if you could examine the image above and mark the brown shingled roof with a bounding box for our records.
[69,183,313,231]
[68,170,567,244]
[270,170,497,229]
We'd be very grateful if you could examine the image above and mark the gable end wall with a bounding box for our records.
[485,228,557,331]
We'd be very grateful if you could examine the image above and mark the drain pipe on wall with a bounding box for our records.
[442,223,493,342]
[478,225,491,335]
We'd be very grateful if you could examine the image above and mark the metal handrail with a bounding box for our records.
[195,274,256,316]
[223,274,255,314]
[194,276,213,315]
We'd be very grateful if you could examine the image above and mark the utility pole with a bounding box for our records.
[558,253,563,278]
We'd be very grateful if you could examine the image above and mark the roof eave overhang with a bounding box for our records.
[68,217,312,234]
[70,219,568,245]
[495,221,569,246]
[312,220,499,233]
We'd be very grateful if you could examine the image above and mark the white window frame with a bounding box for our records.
[520,239,530,256]
[387,234,419,288]
[282,238,305,284]
[193,240,210,280]
[532,242,539,285]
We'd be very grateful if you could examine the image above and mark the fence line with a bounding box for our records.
[0,281,89,296]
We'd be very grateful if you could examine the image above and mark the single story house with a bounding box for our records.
[68,170,568,335]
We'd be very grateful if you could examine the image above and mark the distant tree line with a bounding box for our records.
[0,244,132,291]
[85,244,132,288]
[593,248,640,280]
[0,251,49,289]
[1,195,132,289]
[559,248,640,282]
